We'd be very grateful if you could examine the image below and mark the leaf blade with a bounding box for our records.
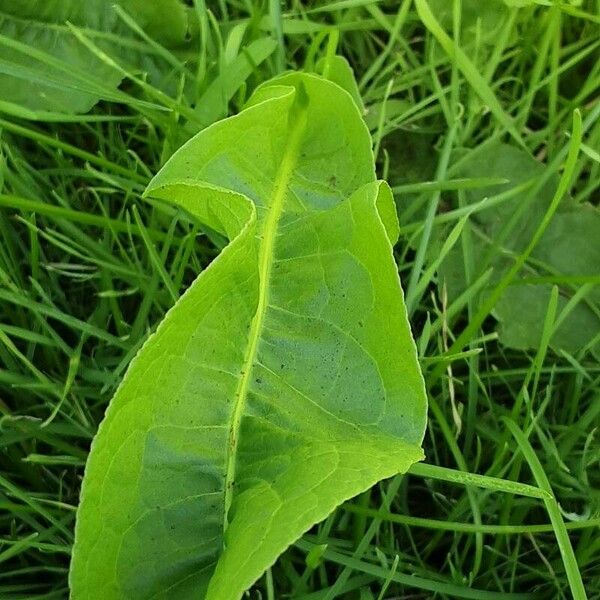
[70,72,427,599]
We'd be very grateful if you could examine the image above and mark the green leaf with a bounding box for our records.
[70,72,427,599]
[437,141,600,358]
[317,54,365,114]
[0,0,194,115]
[495,205,600,358]
[438,141,557,301]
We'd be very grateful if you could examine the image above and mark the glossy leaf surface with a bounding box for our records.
[70,72,427,599]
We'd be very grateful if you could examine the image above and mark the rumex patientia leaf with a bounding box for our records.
[70,70,427,600]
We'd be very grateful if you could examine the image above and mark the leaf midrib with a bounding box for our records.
[222,94,308,533]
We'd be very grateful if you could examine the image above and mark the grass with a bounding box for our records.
[1,1,599,599]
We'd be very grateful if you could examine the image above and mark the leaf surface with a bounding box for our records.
[70,72,427,599]
[0,0,193,115]
[437,141,600,358]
